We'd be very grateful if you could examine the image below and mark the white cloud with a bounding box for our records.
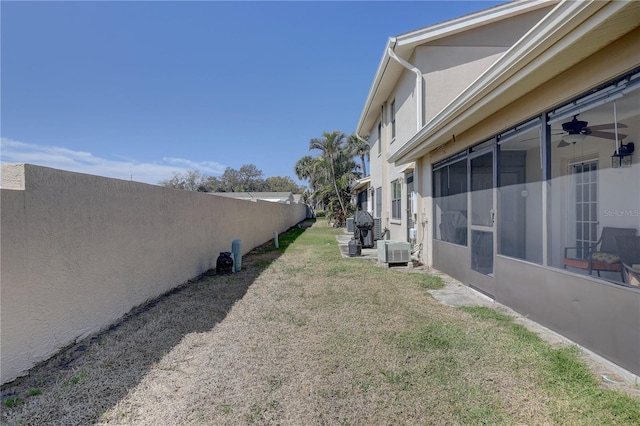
[0,138,227,185]
[162,157,228,173]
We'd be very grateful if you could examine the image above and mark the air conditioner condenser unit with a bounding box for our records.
[377,240,411,264]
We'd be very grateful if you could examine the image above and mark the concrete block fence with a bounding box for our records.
[0,164,308,384]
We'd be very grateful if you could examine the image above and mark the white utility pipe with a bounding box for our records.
[387,46,423,132]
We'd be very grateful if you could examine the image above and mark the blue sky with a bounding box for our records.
[1,0,504,186]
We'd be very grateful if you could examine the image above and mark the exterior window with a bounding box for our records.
[390,100,396,140]
[433,156,468,245]
[497,122,543,264]
[375,187,382,218]
[406,172,415,233]
[377,121,382,155]
[391,179,402,220]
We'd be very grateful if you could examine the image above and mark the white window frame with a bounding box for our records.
[390,99,396,140]
[377,121,382,156]
[391,179,401,220]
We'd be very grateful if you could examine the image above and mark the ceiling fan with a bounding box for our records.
[556,115,627,147]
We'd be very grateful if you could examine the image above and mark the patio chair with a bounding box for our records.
[615,235,640,286]
[563,227,637,281]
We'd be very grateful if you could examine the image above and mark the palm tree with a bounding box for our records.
[309,131,349,215]
[307,155,333,216]
[294,155,316,188]
[347,134,370,177]
[295,155,322,213]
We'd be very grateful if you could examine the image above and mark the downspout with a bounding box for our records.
[355,133,369,146]
[387,44,423,132]
[387,44,424,261]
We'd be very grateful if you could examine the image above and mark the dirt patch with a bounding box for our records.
[0,237,284,425]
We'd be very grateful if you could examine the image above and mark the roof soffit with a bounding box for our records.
[389,0,640,165]
[395,0,556,52]
[352,176,371,191]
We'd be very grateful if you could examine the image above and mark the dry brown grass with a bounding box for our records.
[2,220,639,425]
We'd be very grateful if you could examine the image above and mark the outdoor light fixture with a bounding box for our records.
[611,142,634,168]
[562,133,587,145]
[610,101,634,168]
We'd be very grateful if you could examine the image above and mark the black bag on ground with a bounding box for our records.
[216,252,234,274]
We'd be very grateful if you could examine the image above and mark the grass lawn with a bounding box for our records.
[2,220,639,425]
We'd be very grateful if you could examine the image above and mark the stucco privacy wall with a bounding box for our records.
[0,164,307,384]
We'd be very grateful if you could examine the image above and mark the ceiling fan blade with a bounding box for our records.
[589,123,628,131]
[589,130,628,140]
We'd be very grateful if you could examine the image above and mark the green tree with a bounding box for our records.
[202,175,223,192]
[295,155,325,215]
[159,165,302,194]
[265,176,304,193]
[158,170,209,191]
[218,165,266,192]
[237,164,266,191]
[347,133,370,177]
[298,132,362,224]
[219,168,243,191]
[294,155,316,188]
[309,131,349,215]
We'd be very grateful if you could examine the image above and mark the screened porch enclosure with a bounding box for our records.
[432,69,640,289]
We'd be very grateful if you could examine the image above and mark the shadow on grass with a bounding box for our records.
[0,219,314,426]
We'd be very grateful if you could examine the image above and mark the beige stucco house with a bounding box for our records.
[357,0,554,243]
[357,0,640,376]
